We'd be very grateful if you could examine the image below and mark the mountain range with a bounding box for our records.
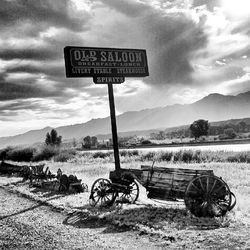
[1,91,250,148]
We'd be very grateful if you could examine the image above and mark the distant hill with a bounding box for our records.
[1,91,250,148]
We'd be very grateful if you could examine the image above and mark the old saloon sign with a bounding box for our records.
[64,46,149,79]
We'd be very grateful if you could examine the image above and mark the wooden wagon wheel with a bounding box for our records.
[119,180,139,204]
[89,178,116,207]
[184,175,232,217]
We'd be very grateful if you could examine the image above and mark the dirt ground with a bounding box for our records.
[0,176,250,249]
[0,187,164,250]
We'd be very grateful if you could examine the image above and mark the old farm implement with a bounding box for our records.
[89,164,236,217]
[0,161,88,193]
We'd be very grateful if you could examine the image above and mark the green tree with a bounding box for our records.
[239,121,247,133]
[83,136,91,149]
[91,136,98,147]
[158,131,166,140]
[45,129,62,146]
[224,128,237,139]
[190,119,209,140]
[72,138,77,148]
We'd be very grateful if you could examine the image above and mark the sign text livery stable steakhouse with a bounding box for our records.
[64,46,149,79]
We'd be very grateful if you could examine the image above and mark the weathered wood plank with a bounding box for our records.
[147,181,188,188]
[142,172,196,181]
[145,177,192,185]
[141,165,213,175]
[147,183,187,192]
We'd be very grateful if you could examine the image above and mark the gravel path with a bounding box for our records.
[0,188,161,250]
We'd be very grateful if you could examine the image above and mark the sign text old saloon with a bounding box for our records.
[64,46,149,78]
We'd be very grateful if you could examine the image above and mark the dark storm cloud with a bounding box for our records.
[0,0,90,32]
[0,0,90,104]
[6,64,65,78]
[0,98,78,121]
[232,21,250,36]
[0,80,57,101]
[0,47,60,61]
[0,100,44,116]
[98,0,208,86]
[192,0,219,11]
[143,13,207,85]
[98,0,149,17]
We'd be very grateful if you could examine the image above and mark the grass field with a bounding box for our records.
[2,149,250,248]
[38,149,250,224]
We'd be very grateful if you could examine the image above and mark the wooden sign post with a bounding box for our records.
[108,83,120,170]
[64,46,149,171]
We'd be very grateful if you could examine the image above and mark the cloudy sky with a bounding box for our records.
[1,0,250,136]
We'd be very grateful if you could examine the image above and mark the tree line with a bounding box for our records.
[45,119,250,150]
[150,120,250,141]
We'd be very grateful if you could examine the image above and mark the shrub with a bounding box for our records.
[53,149,76,162]
[32,146,59,162]
[159,151,173,161]
[173,151,183,162]
[237,152,247,163]
[140,151,156,161]
[54,152,74,162]
[0,147,13,161]
[129,150,139,156]
[120,150,139,157]
[92,151,112,158]
[192,150,202,163]
[141,140,152,145]
[6,147,35,162]
[246,156,250,163]
[181,150,194,163]
[227,155,239,163]
[120,150,128,157]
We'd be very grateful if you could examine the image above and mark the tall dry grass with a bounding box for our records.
[17,148,249,223]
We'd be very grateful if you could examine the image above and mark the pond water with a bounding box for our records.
[135,143,250,152]
[96,143,250,153]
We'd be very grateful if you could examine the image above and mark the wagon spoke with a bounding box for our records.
[190,182,200,192]
[129,193,136,198]
[209,179,217,194]
[206,176,209,193]
[100,197,105,205]
[95,196,101,205]
[213,183,225,194]
[198,177,205,192]
[105,196,111,202]
[127,194,133,200]
[120,193,126,199]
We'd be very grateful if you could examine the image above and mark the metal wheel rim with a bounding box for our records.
[184,175,232,217]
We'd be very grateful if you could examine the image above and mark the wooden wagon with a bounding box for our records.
[89,164,236,217]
